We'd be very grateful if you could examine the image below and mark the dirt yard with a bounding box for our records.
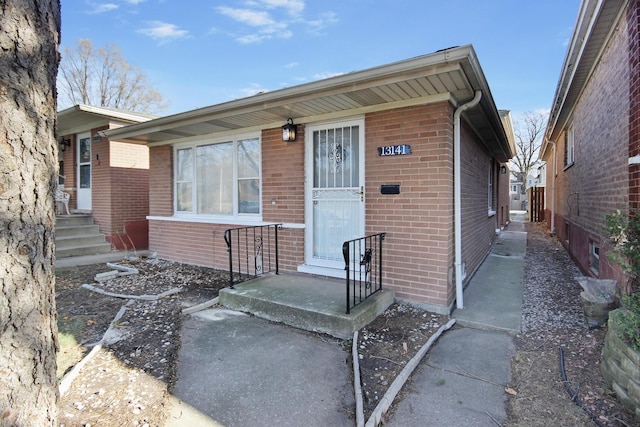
[54,221,637,426]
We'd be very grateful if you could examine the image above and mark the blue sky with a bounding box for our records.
[60,0,581,119]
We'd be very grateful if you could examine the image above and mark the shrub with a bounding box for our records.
[603,210,640,350]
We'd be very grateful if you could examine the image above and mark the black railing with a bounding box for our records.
[224,224,281,288]
[342,232,386,314]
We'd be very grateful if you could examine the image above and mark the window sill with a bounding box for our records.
[563,161,574,171]
[147,215,305,229]
[488,210,496,218]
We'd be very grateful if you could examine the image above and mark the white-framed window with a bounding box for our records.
[175,134,261,217]
[564,125,574,168]
[488,161,495,216]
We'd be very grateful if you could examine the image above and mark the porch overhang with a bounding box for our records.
[57,104,157,138]
[106,45,512,162]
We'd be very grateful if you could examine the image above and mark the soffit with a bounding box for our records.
[57,104,157,136]
[546,0,626,143]
[106,45,512,162]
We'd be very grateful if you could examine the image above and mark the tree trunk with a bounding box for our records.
[0,1,61,425]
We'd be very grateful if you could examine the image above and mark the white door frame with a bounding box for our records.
[76,133,92,211]
[302,118,365,276]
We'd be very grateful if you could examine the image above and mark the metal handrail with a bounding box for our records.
[342,232,386,314]
[223,224,281,288]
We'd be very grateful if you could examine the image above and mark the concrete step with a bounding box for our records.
[55,242,112,259]
[55,234,111,249]
[55,215,95,227]
[55,224,101,238]
[219,274,395,339]
[55,215,112,259]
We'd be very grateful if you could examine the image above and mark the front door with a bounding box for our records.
[77,133,92,211]
[305,119,365,270]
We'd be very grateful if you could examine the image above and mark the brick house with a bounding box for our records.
[57,104,156,250]
[107,45,513,314]
[540,0,639,293]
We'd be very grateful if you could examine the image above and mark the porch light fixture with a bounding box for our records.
[59,137,71,152]
[282,118,296,142]
[500,164,507,174]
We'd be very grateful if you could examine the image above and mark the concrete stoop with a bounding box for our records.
[219,274,395,339]
[55,215,112,258]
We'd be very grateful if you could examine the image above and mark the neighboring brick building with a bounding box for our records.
[107,46,514,314]
[57,105,156,250]
[540,0,639,293]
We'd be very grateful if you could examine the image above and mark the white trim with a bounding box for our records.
[146,215,305,229]
[173,132,262,217]
[296,264,346,279]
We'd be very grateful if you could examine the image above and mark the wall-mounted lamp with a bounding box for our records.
[282,118,297,142]
[59,137,71,152]
[500,164,507,174]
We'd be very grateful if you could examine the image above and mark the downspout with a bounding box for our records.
[550,140,557,235]
[454,90,482,310]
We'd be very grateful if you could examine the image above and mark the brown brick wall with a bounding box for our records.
[629,1,640,208]
[544,5,631,281]
[459,119,500,281]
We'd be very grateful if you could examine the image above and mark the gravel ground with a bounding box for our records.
[506,221,636,427]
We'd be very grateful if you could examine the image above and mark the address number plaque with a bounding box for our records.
[378,144,411,156]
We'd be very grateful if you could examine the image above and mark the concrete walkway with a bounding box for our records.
[388,220,526,426]
[167,218,527,426]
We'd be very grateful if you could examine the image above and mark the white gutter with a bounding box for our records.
[454,90,482,310]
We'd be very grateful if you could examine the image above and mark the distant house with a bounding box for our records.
[540,0,639,292]
[107,45,513,314]
[57,104,156,251]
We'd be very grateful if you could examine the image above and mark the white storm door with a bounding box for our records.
[306,120,365,269]
[77,133,92,211]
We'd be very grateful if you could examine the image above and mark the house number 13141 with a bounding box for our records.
[378,144,411,156]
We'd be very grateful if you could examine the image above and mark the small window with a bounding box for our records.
[589,240,600,275]
[564,222,570,244]
[564,125,574,168]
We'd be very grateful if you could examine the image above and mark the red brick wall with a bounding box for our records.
[365,102,455,309]
[149,145,174,216]
[91,128,112,237]
[262,126,306,269]
[58,134,77,210]
[108,142,149,250]
[146,102,504,312]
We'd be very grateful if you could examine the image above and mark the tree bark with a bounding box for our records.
[0,1,61,425]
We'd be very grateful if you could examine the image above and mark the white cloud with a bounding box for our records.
[123,0,146,4]
[87,3,118,14]
[239,83,269,97]
[313,71,344,80]
[138,21,190,41]
[305,11,338,35]
[285,62,299,69]
[217,6,291,43]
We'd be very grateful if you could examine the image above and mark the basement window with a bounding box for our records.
[589,239,600,276]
